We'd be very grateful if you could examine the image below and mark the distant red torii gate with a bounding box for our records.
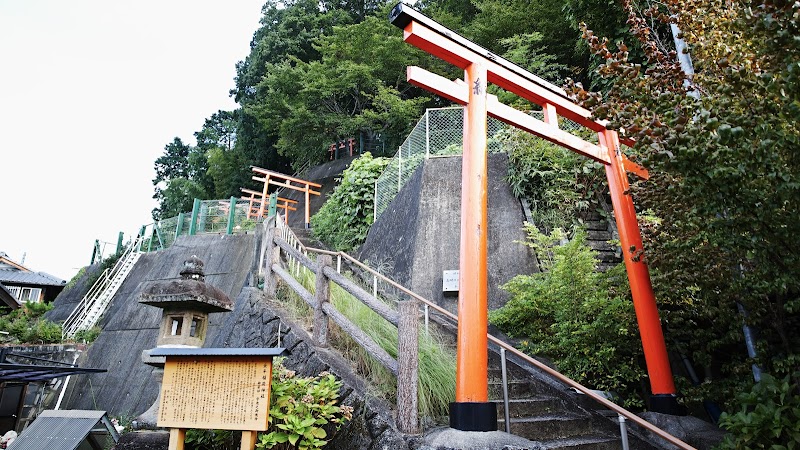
[389,4,678,430]
[250,167,321,228]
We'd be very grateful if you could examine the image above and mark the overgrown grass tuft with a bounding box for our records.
[274,262,456,420]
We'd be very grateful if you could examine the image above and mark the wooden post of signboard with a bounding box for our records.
[150,348,288,450]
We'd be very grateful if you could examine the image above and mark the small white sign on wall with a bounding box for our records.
[443,270,459,292]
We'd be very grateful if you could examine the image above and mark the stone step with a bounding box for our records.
[541,435,621,450]
[498,414,596,441]
[489,380,543,399]
[585,230,612,241]
[493,397,564,418]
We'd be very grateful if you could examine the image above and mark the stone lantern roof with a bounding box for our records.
[139,256,233,313]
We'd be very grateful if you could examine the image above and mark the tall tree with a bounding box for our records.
[152,137,211,220]
[250,8,435,167]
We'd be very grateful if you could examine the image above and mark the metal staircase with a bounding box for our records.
[62,238,143,339]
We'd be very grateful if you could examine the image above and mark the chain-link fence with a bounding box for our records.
[137,199,258,253]
[373,106,596,222]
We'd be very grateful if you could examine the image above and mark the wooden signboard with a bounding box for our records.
[148,347,288,450]
[158,356,273,430]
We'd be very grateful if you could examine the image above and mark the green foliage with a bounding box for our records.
[569,0,800,413]
[250,6,431,168]
[63,267,86,292]
[73,326,101,343]
[184,429,236,450]
[502,129,605,233]
[311,153,389,252]
[0,302,63,344]
[257,358,352,450]
[152,137,213,220]
[717,374,800,449]
[490,227,646,407]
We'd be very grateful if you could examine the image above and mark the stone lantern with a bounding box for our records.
[135,256,233,427]
[139,256,233,348]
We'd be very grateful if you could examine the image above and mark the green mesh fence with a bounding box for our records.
[373,106,594,222]
[137,199,259,253]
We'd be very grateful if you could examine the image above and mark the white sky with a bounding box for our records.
[0,1,266,280]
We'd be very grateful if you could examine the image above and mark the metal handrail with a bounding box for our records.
[272,218,695,449]
[62,236,143,338]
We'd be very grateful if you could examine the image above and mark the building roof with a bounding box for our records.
[0,270,65,287]
[0,363,106,383]
[8,410,119,450]
[0,252,28,272]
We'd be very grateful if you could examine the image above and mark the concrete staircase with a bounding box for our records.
[488,353,657,450]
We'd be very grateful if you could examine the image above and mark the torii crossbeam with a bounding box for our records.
[250,167,321,228]
[389,4,678,430]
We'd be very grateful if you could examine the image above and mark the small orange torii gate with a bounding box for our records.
[250,167,321,228]
[240,188,298,223]
[389,4,678,430]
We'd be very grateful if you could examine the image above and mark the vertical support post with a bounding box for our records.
[373,275,378,298]
[188,198,201,236]
[90,239,100,265]
[258,175,271,219]
[175,213,184,239]
[226,196,237,235]
[168,428,186,450]
[154,223,165,250]
[116,232,124,255]
[241,431,258,450]
[264,218,279,297]
[501,348,511,433]
[374,180,379,222]
[138,225,146,252]
[424,304,429,335]
[599,130,678,413]
[397,299,420,434]
[337,254,342,273]
[314,255,332,347]
[451,61,496,431]
[269,193,278,218]
[618,415,631,450]
[246,194,254,219]
[543,103,558,127]
[304,186,311,229]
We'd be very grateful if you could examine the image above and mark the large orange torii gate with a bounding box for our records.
[389,4,678,430]
[250,167,321,228]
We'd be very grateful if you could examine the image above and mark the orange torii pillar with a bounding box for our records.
[389,4,679,428]
[251,167,321,228]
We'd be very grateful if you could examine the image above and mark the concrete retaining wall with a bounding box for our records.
[359,154,538,315]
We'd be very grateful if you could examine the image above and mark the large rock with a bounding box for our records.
[636,412,726,450]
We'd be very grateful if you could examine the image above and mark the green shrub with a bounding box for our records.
[73,326,101,343]
[716,374,800,450]
[184,429,236,450]
[311,153,389,252]
[489,226,646,407]
[0,302,62,344]
[257,358,352,450]
[502,129,605,233]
